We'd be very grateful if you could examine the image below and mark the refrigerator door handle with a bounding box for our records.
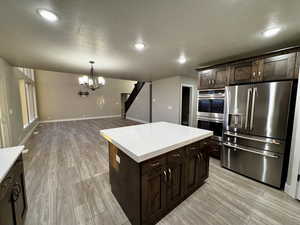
[223,143,280,159]
[245,88,252,129]
[250,87,257,130]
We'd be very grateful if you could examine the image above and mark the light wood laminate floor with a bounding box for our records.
[23,118,300,225]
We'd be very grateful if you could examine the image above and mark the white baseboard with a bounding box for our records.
[39,115,121,123]
[126,117,149,124]
[19,122,39,145]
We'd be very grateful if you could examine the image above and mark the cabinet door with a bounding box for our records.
[198,71,213,90]
[11,172,27,225]
[185,145,200,193]
[259,53,296,81]
[197,141,210,183]
[141,165,167,224]
[213,66,229,88]
[229,60,258,84]
[0,178,15,225]
[166,149,185,208]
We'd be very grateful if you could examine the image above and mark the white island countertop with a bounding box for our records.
[0,146,24,183]
[100,122,213,163]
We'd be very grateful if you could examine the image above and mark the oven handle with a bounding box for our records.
[198,117,224,123]
[198,96,225,100]
[223,143,279,159]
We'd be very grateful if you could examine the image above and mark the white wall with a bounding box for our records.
[126,83,150,123]
[0,58,38,146]
[285,79,300,198]
[152,76,181,124]
[35,70,135,122]
[152,76,198,126]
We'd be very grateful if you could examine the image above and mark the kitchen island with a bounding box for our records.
[100,122,213,225]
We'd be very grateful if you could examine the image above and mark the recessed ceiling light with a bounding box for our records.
[134,42,145,51]
[37,9,58,22]
[177,55,187,64]
[263,27,281,38]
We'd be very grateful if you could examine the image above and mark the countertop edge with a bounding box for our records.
[0,146,24,183]
[100,130,213,163]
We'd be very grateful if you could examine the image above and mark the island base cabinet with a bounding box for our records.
[0,155,27,225]
[108,139,210,225]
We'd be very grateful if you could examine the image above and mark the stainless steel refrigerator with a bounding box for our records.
[222,80,296,188]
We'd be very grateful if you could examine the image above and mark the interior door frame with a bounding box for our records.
[179,84,194,127]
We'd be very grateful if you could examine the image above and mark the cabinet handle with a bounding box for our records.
[189,146,199,150]
[253,72,256,77]
[172,153,180,158]
[163,170,167,183]
[168,168,172,181]
[12,183,21,202]
[150,162,160,167]
[258,71,261,77]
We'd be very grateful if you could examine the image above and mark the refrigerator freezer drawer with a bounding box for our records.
[222,145,284,188]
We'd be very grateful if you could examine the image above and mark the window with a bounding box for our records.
[18,69,38,128]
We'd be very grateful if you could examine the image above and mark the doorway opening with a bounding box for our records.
[181,85,193,126]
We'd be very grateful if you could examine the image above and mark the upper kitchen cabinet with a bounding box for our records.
[293,52,300,79]
[229,59,259,84]
[258,52,297,81]
[198,70,213,89]
[198,66,229,90]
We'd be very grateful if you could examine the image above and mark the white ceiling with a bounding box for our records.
[1,0,300,81]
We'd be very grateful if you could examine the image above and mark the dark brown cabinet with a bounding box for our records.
[141,160,167,224]
[198,49,300,88]
[229,59,259,84]
[166,149,185,208]
[109,139,210,225]
[185,146,199,193]
[259,53,296,81]
[0,155,27,225]
[198,71,213,89]
[198,66,229,90]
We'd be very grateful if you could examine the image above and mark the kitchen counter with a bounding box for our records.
[100,122,213,225]
[100,121,213,162]
[0,145,24,183]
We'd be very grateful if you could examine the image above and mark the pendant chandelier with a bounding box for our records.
[78,61,106,91]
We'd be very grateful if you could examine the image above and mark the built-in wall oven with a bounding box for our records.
[197,89,225,158]
[197,89,225,141]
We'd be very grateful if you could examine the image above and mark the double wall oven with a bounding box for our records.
[197,89,225,158]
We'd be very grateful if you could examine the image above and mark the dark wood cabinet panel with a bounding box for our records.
[259,53,296,81]
[229,60,258,84]
[0,179,15,225]
[185,147,199,193]
[198,71,213,89]
[213,66,229,88]
[166,149,185,208]
[198,66,229,89]
[141,164,167,224]
[11,172,27,225]
[0,155,27,225]
[109,139,210,225]
[198,142,210,183]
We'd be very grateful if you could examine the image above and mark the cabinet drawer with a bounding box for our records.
[141,156,166,175]
[167,148,185,163]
